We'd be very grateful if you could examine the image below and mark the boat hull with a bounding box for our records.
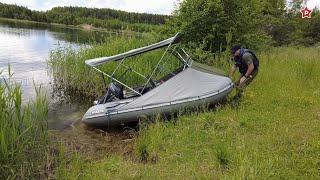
[82,83,233,126]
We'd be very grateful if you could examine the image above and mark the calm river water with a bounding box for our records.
[0,19,112,129]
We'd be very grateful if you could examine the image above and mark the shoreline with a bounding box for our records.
[0,17,149,35]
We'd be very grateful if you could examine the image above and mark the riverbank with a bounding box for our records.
[2,29,319,178]
[49,44,320,178]
[0,17,153,35]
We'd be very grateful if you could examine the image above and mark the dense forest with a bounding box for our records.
[165,0,320,57]
[0,1,319,51]
[0,2,169,32]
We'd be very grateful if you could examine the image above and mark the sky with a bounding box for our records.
[0,0,180,15]
[0,0,319,15]
[306,0,320,9]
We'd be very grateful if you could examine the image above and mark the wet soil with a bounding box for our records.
[50,119,138,161]
[47,92,138,161]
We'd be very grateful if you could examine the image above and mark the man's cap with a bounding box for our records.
[231,45,241,54]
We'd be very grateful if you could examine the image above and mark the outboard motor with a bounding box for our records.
[108,82,124,100]
[96,82,124,104]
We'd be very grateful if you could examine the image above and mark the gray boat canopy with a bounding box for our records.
[85,33,182,67]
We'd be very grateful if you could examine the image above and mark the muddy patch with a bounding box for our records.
[50,121,138,161]
[47,94,139,161]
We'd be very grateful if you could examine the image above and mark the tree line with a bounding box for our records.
[1,1,319,50]
[165,0,320,55]
[0,3,169,32]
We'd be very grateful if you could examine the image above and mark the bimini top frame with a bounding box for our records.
[84,32,191,96]
[85,33,182,67]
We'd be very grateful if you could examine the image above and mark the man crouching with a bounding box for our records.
[229,45,259,94]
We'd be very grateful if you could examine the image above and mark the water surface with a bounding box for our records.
[0,20,111,129]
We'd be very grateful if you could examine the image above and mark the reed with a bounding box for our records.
[0,69,50,179]
[49,33,181,100]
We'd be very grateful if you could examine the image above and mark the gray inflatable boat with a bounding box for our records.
[82,33,233,126]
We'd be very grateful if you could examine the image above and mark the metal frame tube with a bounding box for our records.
[120,64,148,80]
[93,67,142,96]
[110,57,126,78]
[141,44,177,92]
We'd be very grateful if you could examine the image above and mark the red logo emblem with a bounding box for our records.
[300,7,313,18]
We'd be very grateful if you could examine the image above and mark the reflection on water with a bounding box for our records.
[0,18,114,44]
[0,20,114,129]
[0,21,77,101]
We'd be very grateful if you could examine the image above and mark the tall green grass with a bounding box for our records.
[49,34,181,99]
[0,69,50,179]
[54,47,320,179]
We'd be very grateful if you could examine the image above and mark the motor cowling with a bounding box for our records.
[96,82,124,104]
[108,82,124,100]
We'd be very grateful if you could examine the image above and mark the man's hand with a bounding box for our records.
[239,76,247,85]
[235,76,246,88]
